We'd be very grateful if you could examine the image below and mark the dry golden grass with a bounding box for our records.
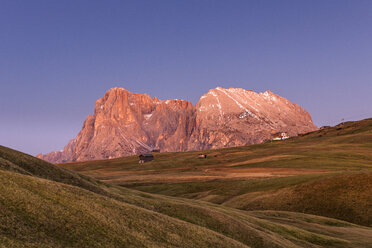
[0,170,248,248]
[2,167,372,248]
[222,172,372,226]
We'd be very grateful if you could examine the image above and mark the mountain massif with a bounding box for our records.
[38,87,317,163]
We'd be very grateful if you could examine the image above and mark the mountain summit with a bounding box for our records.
[38,87,317,163]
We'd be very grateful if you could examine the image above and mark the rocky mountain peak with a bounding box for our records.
[38,87,317,163]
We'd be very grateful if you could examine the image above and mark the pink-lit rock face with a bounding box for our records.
[38,87,317,163]
[188,87,316,150]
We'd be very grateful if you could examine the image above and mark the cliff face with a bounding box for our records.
[39,88,196,162]
[38,87,317,163]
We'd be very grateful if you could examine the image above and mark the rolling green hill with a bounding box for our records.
[1,143,372,247]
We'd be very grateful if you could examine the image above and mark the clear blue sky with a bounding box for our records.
[1,0,371,155]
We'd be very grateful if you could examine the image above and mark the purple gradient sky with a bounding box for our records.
[1,0,371,155]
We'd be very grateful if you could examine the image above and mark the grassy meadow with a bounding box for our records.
[61,118,372,227]
[0,118,371,247]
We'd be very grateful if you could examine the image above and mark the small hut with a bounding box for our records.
[139,154,154,163]
[198,154,207,159]
[272,132,289,141]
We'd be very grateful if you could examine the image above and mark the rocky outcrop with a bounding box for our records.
[38,87,317,163]
[188,87,316,150]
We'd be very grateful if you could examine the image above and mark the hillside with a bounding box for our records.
[1,143,372,247]
[38,87,316,163]
[61,118,372,227]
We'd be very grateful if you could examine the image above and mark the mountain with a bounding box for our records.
[38,87,317,163]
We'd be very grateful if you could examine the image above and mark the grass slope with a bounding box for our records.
[61,118,372,227]
[1,142,372,247]
[0,170,246,248]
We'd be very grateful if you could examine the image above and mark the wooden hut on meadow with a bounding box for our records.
[139,154,154,163]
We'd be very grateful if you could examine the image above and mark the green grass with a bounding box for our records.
[222,172,372,226]
[2,168,372,248]
[0,170,248,248]
[130,173,338,201]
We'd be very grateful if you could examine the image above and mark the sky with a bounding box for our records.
[1,0,371,155]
